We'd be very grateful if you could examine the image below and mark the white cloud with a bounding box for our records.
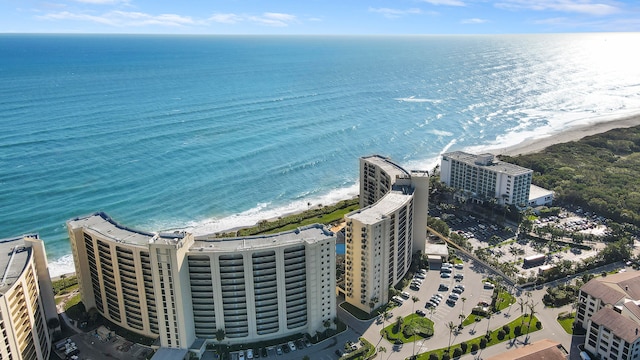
[208,13,242,24]
[73,0,130,4]
[369,7,423,19]
[495,0,620,16]
[421,0,466,6]
[208,12,298,27]
[247,12,298,27]
[38,10,196,27]
[461,18,489,24]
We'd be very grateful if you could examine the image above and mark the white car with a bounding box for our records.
[239,351,245,360]
[288,341,296,351]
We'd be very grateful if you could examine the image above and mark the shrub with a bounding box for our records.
[479,338,487,349]
[497,330,506,340]
[453,348,463,358]
[514,325,522,336]
[442,353,450,360]
[429,354,439,360]
[471,343,479,352]
[502,324,510,334]
[460,342,468,353]
[536,321,542,329]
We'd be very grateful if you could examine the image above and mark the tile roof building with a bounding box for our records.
[576,271,640,360]
[486,339,568,360]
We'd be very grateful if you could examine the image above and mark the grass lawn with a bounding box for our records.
[416,315,541,360]
[462,314,483,327]
[381,314,434,343]
[495,291,516,311]
[557,312,576,334]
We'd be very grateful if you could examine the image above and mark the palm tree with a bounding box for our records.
[485,310,493,336]
[518,298,526,318]
[447,321,456,352]
[377,346,386,359]
[461,297,467,315]
[411,296,420,314]
[526,302,538,340]
[459,313,465,328]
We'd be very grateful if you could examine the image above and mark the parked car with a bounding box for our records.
[416,309,426,317]
[440,272,451,278]
[288,341,296,352]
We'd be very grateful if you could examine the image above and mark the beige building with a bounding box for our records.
[577,271,640,360]
[0,235,58,360]
[440,151,533,207]
[343,155,428,313]
[67,212,336,351]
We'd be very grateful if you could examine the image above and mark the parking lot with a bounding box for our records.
[387,255,499,339]
[62,331,153,360]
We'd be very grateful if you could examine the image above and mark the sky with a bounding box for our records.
[1,0,640,35]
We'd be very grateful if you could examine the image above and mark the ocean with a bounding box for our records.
[1,33,640,277]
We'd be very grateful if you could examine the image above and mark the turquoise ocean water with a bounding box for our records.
[1,33,640,276]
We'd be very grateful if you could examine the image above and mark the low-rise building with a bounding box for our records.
[576,271,640,360]
[487,338,568,360]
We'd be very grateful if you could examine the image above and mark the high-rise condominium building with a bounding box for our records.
[0,235,58,360]
[343,155,428,313]
[440,151,533,207]
[67,212,336,352]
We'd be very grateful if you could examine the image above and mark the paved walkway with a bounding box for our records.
[340,286,573,360]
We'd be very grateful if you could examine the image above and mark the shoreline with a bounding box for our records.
[48,114,640,278]
[486,114,640,156]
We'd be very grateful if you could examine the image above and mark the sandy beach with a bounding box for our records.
[487,113,640,156]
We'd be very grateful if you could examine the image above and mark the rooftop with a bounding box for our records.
[487,339,567,360]
[0,235,34,295]
[347,191,413,225]
[581,271,640,306]
[362,155,411,179]
[193,224,334,252]
[529,184,554,200]
[150,347,188,360]
[67,212,186,247]
[443,151,532,176]
[591,307,640,344]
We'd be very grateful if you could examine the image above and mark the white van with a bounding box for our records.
[579,351,591,360]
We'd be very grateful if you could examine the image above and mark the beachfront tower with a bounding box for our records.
[344,155,429,313]
[440,151,533,207]
[0,235,58,360]
[67,212,336,353]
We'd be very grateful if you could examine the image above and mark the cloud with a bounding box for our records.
[208,12,298,27]
[73,0,130,4]
[495,0,621,16]
[421,0,466,6]
[369,7,423,18]
[247,12,298,27]
[38,10,197,27]
[208,13,242,24]
[461,18,489,24]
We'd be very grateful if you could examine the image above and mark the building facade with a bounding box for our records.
[343,155,428,313]
[440,151,533,207]
[0,235,58,360]
[576,271,640,360]
[67,212,336,350]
